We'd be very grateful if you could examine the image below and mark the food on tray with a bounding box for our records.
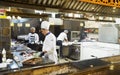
[23,58,42,65]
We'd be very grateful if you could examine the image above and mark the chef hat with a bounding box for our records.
[30,27,35,30]
[41,21,50,30]
[64,30,68,33]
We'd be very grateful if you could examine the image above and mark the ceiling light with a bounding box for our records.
[17,23,22,27]
[10,22,14,27]
[99,16,103,20]
[113,7,116,9]
[7,16,11,19]
[92,7,94,9]
[17,16,22,20]
[34,10,43,14]
[12,16,16,19]
[80,23,84,26]
[52,13,55,18]
[109,17,113,20]
[39,18,42,21]
[74,14,80,18]
[113,10,115,12]
[68,13,73,17]
[25,23,30,27]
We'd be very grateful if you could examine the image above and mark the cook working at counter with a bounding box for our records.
[79,26,89,42]
[25,27,39,50]
[56,30,68,58]
[39,21,58,64]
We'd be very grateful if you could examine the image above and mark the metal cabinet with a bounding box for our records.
[68,44,80,60]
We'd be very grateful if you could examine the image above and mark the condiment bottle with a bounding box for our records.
[2,48,6,63]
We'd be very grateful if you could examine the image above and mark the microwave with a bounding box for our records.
[71,31,80,41]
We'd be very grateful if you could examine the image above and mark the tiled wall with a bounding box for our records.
[0,19,11,51]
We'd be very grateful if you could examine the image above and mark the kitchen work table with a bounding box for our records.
[2,55,120,75]
[2,41,120,75]
[0,42,55,75]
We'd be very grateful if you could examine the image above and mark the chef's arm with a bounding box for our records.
[25,34,29,40]
[43,50,53,54]
[24,35,29,43]
[43,51,47,53]
[64,35,68,42]
[40,50,53,57]
[39,51,47,57]
[64,38,68,42]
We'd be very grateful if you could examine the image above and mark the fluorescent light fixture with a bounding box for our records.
[7,16,12,19]
[113,7,116,9]
[17,16,22,20]
[99,16,103,20]
[49,18,63,25]
[10,22,14,27]
[68,13,73,17]
[25,23,30,27]
[52,13,55,18]
[34,10,43,14]
[17,23,22,27]
[80,23,84,26]
[74,14,80,18]
[12,16,16,19]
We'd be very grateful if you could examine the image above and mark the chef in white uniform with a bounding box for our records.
[40,21,58,64]
[25,27,39,50]
[56,30,68,57]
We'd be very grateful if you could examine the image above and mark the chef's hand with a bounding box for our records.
[24,40,29,43]
[39,51,47,57]
[39,52,45,57]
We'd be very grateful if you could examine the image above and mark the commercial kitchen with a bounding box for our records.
[1,0,120,75]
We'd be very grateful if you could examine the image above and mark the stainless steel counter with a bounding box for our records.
[2,55,120,75]
[62,42,81,60]
[0,57,54,75]
[0,42,55,75]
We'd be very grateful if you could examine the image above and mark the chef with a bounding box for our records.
[40,21,58,64]
[56,30,68,58]
[25,27,39,50]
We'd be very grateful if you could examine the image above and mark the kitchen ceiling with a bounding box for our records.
[0,0,120,17]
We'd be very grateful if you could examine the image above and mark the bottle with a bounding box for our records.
[2,48,6,63]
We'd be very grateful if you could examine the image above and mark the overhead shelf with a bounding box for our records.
[6,11,49,18]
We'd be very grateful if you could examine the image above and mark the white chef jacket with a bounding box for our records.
[42,32,58,64]
[25,33,39,44]
[57,32,68,41]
